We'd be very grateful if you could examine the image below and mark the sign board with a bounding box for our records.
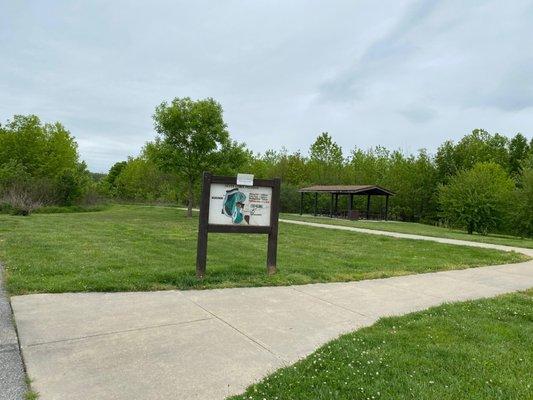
[236,173,254,186]
[208,183,272,226]
[196,172,281,278]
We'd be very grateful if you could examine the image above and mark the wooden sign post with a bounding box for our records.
[196,172,281,278]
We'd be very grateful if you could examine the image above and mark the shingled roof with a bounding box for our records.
[298,185,394,196]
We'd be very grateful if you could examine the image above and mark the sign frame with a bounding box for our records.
[196,172,281,278]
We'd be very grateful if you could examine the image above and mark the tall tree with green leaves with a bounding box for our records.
[151,97,247,217]
[435,129,512,183]
[508,133,530,177]
[309,132,344,184]
[512,166,533,237]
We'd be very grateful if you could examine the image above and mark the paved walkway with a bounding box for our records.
[0,264,27,400]
[11,222,533,400]
[280,218,533,257]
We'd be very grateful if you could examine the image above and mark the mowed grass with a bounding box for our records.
[282,213,533,249]
[0,205,526,295]
[230,290,533,400]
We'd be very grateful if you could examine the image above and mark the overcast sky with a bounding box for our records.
[1,0,532,172]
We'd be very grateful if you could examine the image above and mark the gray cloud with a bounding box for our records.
[1,0,532,172]
[478,62,533,112]
[400,106,438,124]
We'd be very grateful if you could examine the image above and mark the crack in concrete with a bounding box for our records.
[24,317,214,348]
[290,286,372,318]
[182,295,289,364]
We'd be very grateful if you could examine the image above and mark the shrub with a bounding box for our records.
[439,162,515,234]
[510,167,533,237]
[1,184,45,215]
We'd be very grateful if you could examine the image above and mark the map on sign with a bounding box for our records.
[208,183,272,226]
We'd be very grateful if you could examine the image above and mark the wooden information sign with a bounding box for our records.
[196,172,281,278]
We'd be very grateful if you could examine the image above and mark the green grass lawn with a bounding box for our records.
[230,289,533,400]
[0,205,526,295]
[282,213,533,249]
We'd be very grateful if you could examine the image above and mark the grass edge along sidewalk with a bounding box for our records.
[229,289,533,400]
[282,213,533,250]
[0,205,528,295]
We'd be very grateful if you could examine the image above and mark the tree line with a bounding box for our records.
[1,97,532,237]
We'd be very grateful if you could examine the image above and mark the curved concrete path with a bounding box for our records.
[10,222,533,400]
[280,218,533,257]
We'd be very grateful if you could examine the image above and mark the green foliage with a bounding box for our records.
[104,161,128,195]
[113,156,178,202]
[0,115,89,211]
[309,132,344,183]
[280,183,302,213]
[436,129,530,182]
[240,129,531,234]
[55,163,91,206]
[0,115,78,178]
[439,163,515,234]
[508,133,530,177]
[511,167,533,237]
[150,97,248,215]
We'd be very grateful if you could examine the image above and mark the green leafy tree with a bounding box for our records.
[309,132,344,184]
[55,162,91,206]
[439,163,515,234]
[104,161,128,195]
[511,167,533,237]
[151,97,247,216]
[508,133,530,177]
[0,115,78,178]
[113,156,178,202]
[436,130,511,183]
[435,140,458,183]
[0,115,87,208]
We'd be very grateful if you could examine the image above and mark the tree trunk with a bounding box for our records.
[187,178,194,217]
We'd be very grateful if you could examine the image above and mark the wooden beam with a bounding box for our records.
[299,191,304,215]
[330,193,334,218]
[366,194,371,220]
[314,192,318,216]
[267,178,281,275]
[385,194,389,221]
[196,172,212,278]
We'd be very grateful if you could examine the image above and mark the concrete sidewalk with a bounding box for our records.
[0,263,27,400]
[12,260,533,400]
